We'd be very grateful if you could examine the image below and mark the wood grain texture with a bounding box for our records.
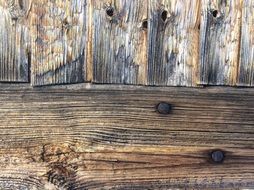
[0,0,29,82]
[29,0,87,86]
[200,0,242,86]
[91,0,148,85]
[238,0,254,86]
[148,0,200,86]
[0,84,253,189]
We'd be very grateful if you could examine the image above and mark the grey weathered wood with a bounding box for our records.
[148,0,200,86]
[90,0,148,85]
[0,83,253,189]
[200,0,242,86]
[29,0,87,86]
[238,0,254,86]
[0,0,29,82]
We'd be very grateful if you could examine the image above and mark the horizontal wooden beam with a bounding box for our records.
[1,0,254,87]
[0,84,253,189]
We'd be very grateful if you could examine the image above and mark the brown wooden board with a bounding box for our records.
[0,0,30,82]
[0,84,253,189]
[29,0,87,86]
[238,0,254,86]
[148,0,200,86]
[90,0,148,85]
[200,0,242,86]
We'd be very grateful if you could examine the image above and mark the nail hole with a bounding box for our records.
[142,19,148,30]
[212,10,218,17]
[156,102,172,115]
[211,150,224,163]
[106,6,114,17]
[161,10,168,22]
[63,18,69,26]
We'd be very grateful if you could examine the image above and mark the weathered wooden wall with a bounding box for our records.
[0,0,253,87]
[0,1,254,190]
[0,84,253,189]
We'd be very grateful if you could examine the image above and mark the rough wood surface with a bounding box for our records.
[238,0,254,86]
[200,0,242,86]
[148,0,200,86]
[0,84,253,189]
[90,0,148,85]
[29,0,87,86]
[0,0,29,82]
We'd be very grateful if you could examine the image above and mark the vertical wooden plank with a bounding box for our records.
[238,0,254,86]
[29,0,87,86]
[148,0,200,86]
[200,0,242,86]
[0,0,29,82]
[91,0,148,85]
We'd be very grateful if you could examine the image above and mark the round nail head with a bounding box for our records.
[211,150,224,163]
[157,102,172,115]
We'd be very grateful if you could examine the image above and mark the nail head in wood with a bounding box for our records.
[211,150,224,163]
[156,102,172,115]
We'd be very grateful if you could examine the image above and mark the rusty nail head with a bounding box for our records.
[211,150,225,163]
[156,102,172,115]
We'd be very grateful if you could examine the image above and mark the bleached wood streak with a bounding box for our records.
[29,0,87,86]
[200,0,242,86]
[238,0,254,86]
[148,0,200,86]
[91,0,148,85]
[0,0,30,82]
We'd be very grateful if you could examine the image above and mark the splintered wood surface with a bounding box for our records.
[0,0,253,86]
[0,84,253,189]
